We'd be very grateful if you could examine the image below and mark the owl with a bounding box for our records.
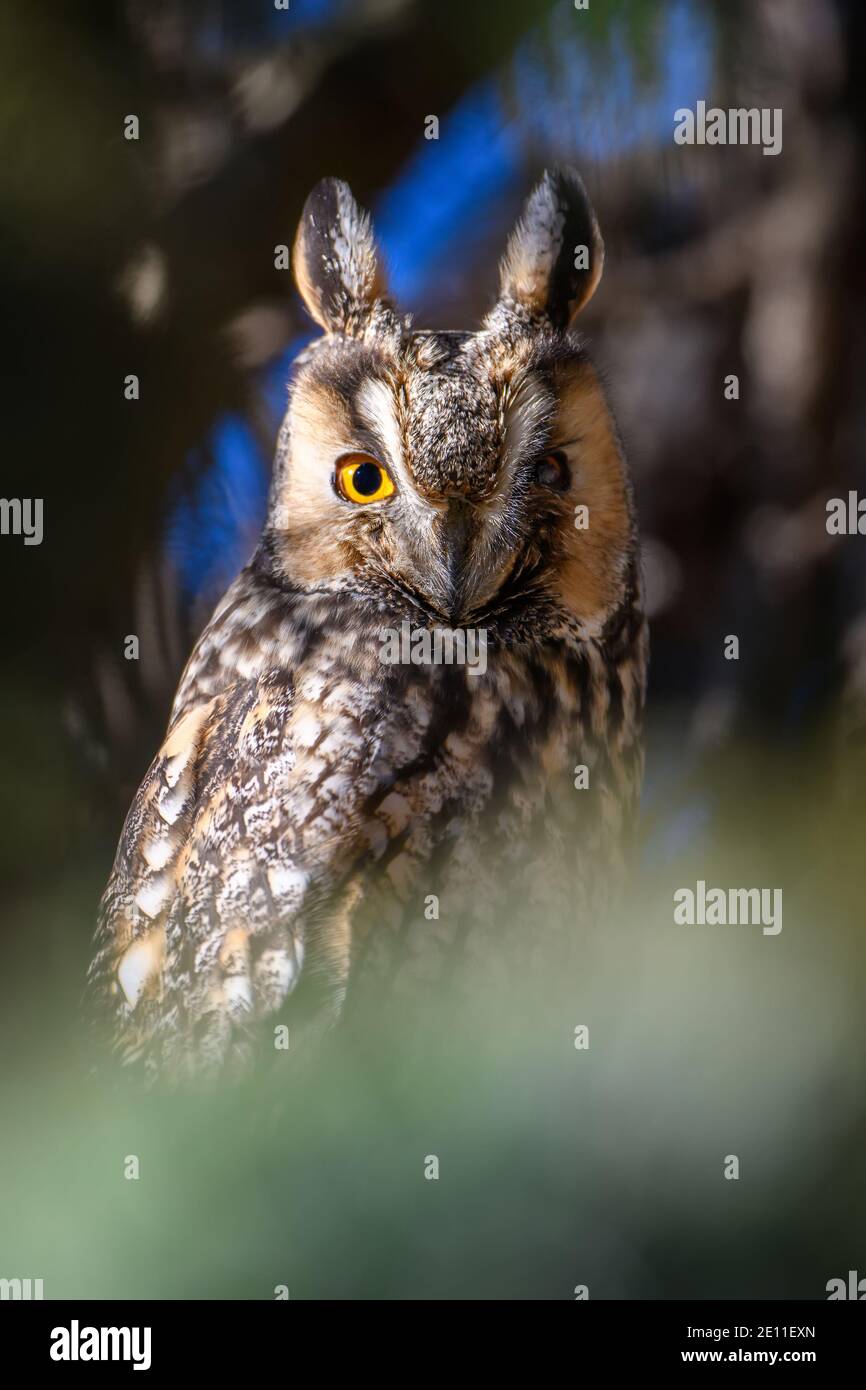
[88,167,647,1078]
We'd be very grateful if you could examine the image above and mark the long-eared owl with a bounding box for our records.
[89,168,648,1077]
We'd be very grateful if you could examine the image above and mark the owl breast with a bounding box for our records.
[90,560,645,1073]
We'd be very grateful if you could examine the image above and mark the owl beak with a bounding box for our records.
[441,498,474,621]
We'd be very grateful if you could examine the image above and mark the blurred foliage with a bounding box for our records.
[2,729,865,1298]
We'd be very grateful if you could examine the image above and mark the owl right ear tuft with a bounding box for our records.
[292,178,390,336]
[493,166,604,330]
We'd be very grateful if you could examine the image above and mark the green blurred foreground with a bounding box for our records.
[0,721,864,1300]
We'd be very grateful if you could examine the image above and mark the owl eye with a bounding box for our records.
[335,453,395,505]
[534,450,570,491]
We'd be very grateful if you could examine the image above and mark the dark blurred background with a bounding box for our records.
[2,0,866,1300]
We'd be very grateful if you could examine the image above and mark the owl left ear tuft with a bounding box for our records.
[292,177,390,335]
[493,166,604,329]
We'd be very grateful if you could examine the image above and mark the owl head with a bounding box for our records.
[262,168,637,640]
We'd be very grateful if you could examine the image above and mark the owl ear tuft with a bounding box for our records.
[494,167,604,329]
[292,178,390,335]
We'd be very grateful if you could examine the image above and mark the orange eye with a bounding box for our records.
[335,454,396,505]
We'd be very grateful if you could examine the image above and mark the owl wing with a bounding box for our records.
[88,647,445,1075]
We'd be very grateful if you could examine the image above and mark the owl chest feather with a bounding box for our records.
[210,578,631,884]
[173,568,643,865]
[92,568,644,1058]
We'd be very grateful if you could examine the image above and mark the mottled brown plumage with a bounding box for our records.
[89,168,647,1078]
